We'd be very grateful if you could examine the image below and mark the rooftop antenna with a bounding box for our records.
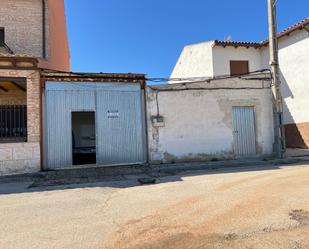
[224,35,233,41]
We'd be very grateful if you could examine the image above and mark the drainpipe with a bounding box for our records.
[42,0,46,59]
[143,82,150,166]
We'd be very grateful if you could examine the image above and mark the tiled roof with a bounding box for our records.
[214,40,261,48]
[41,71,147,87]
[261,17,309,45]
[214,17,309,48]
[42,71,146,79]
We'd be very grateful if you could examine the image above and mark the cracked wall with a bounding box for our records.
[146,77,274,164]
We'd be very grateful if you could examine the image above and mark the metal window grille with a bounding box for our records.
[0,105,27,143]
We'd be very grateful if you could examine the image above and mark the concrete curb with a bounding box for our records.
[148,157,309,174]
[1,157,309,185]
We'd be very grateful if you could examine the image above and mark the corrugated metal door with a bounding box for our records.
[232,106,257,157]
[96,90,144,165]
[45,82,146,169]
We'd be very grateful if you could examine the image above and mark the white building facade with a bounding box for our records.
[147,75,274,163]
[171,18,309,148]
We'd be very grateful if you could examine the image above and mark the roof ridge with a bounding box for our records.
[213,16,309,48]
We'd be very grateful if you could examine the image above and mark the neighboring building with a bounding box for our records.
[171,17,309,149]
[147,73,274,163]
[0,0,70,71]
[0,0,147,176]
[0,0,70,175]
[0,56,41,175]
[0,56,147,175]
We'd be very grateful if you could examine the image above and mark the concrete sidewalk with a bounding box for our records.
[1,155,309,187]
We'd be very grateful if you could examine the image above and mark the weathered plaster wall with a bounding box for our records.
[0,69,41,175]
[261,29,309,148]
[212,46,262,76]
[170,41,214,80]
[261,29,309,125]
[170,28,309,148]
[147,77,274,163]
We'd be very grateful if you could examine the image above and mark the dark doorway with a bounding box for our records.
[72,112,96,165]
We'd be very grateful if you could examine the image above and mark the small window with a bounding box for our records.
[0,28,4,46]
[230,60,249,76]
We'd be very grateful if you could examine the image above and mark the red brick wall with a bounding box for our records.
[0,69,41,175]
[0,69,41,143]
[285,122,309,149]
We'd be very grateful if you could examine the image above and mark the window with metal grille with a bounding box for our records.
[0,105,27,143]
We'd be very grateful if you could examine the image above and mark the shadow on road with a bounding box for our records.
[0,159,299,195]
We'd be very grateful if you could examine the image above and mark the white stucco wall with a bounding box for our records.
[147,77,274,163]
[171,27,309,127]
[170,41,264,81]
[261,29,309,125]
[212,46,263,76]
[170,41,215,80]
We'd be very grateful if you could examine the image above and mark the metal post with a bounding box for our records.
[268,0,286,158]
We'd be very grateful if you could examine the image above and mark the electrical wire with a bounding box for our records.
[148,69,273,117]
[146,69,271,83]
[43,68,274,118]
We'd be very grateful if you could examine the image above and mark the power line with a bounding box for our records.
[146,69,271,83]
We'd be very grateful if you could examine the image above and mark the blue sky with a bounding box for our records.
[65,0,308,78]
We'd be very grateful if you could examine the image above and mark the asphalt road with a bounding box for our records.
[0,163,309,249]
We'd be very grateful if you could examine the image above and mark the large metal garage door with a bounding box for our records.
[44,82,146,169]
[232,106,257,157]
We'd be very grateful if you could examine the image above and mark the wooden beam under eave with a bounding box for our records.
[0,85,8,92]
[10,81,26,92]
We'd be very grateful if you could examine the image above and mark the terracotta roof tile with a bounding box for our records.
[214,17,309,48]
[261,17,309,45]
[214,40,261,48]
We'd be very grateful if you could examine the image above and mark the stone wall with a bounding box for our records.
[0,143,40,175]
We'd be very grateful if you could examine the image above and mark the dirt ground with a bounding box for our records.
[1,163,309,249]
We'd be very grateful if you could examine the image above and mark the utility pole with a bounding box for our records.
[267,0,286,158]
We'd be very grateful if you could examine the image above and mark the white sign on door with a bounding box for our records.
[107,110,119,118]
